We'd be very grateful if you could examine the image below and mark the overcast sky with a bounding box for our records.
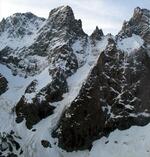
[0,0,150,35]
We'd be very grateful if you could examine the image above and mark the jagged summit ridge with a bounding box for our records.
[0,5,89,77]
[49,5,75,20]
[118,7,150,43]
[90,26,104,41]
[0,12,45,37]
[48,5,85,36]
[133,7,150,19]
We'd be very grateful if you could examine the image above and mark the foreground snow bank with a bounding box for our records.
[60,123,150,157]
[90,123,150,157]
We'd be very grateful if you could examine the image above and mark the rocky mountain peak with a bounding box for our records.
[132,7,143,21]
[48,5,85,36]
[49,5,74,19]
[90,26,104,41]
[0,12,45,38]
[0,12,45,28]
[11,12,42,19]
[48,5,75,26]
[131,7,150,24]
[134,7,150,16]
[117,7,150,43]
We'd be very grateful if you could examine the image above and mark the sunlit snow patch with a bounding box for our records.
[117,34,144,54]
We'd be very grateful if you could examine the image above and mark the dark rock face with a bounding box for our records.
[0,131,23,157]
[15,95,56,129]
[48,6,85,37]
[0,73,8,95]
[53,37,150,151]
[49,44,78,77]
[0,47,14,62]
[45,69,68,102]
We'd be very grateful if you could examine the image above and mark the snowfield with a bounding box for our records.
[117,34,144,54]
[90,124,150,157]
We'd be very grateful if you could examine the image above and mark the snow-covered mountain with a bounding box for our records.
[0,5,150,157]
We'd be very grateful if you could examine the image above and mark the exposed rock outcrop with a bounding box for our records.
[15,95,56,129]
[0,131,23,157]
[90,26,104,41]
[0,73,8,95]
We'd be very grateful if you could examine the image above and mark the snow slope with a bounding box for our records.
[117,34,144,54]
[89,123,150,157]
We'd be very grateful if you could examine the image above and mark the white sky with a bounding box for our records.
[0,0,150,35]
